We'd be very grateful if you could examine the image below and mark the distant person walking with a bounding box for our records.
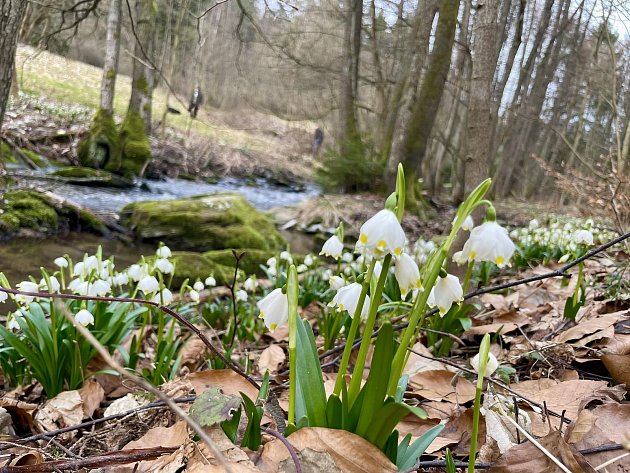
[188,85,203,119]
[312,127,324,156]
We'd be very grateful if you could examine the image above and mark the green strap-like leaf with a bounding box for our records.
[295,318,327,427]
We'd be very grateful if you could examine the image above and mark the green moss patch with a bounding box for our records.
[170,251,234,288]
[52,166,133,188]
[120,193,285,252]
[78,109,120,171]
[0,140,17,164]
[203,249,275,276]
[118,111,151,178]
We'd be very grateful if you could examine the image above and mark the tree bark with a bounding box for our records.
[0,0,27,129]
[464,0,501,197]
[100,0,122,115]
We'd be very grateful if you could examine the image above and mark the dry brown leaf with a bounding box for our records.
[258,345,286,374]
[179,338,209,370]
[555,313,627,344]
[404,343,453,375]
[440,407,486,454]
[599,333,630,355]
[187,426,259,472]
[409,370,476,403]
[480,293,520,313]
[466,322,521,336]
[34,390,83,435]
[567,403,630,472]
[488,430,596,473]
[601,354,630,387]
[78,379,105,418]
[187,369,259,400]
[257,427,397,473]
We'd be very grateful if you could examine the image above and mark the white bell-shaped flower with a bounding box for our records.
[236,289,248,302]
[329,282,370,319]
[452,215,474,231]
[328,276,345,291]
[243,277,257,292]
[205,276,217,287]
[427,273,463,315]
[16,281,39,304]
[138,276,159,294]
[320,235,344,259]
[356,209,406,258]
[153,288,173,305]
[471,352,499,377]
[155,258,174,274]
[395,253,422,299]
[112,273,129,286]
[257,288,289,331]
[573,229,594,246]
[462,221,515,268]
[304,255,314,266]
[39,276,60,293]
[156,246,172,258]
[193,281,204,292]
[7,313,21,330]
[54,257,68,268]
[280,251,293,263]
[75,309,95,326]
[189,289,200,302]
[89,279,111,297]
[0,291,7,304]
[128,264,149,282]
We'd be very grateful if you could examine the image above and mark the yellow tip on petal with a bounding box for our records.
[270,323,277,331]
[377,239,387,250]
[359,234,368,244]
[470,250,476,260]
[258,312,264,319]
[394,247,402,256]
[495,256,505,266]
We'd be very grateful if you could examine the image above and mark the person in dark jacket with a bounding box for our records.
[312,127,324,156]
[188,85,203,118]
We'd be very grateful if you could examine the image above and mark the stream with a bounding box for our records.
[1,169,320,284]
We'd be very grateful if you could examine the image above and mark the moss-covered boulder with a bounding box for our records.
[120,193,285,252]
[204,248,275,276]
[117,111,151,178]
[169,252,235,288]
[52,166,133,188]
[78,109,120,171]
[0,140,17,165]
[0,190,107,239]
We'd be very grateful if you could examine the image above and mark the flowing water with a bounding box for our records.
[1,169,320,284]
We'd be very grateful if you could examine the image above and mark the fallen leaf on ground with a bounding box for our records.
[187,426,259,472]
[257,427,397,473]
[409,370,476,403]
[601,354,630,386]
[258,345,286,374]
[488,430,596,473]
[404,343,453,375]
[78,379,105,418]
[439,407,487,454]
[554,312,627,344]
[187,369,259,400]
[34,390,83,436]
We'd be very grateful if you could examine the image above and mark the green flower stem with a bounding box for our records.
[286,265,299,427]
[348,253,392,404]
[463,260,474,293]
[469,334,491,473]
[333,258,377,397]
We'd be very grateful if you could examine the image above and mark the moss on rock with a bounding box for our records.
[20,148,47,167]
[120,193,285,252]
[118,111,151,178]
[78,109,120,171]
[52,166,133,188]
[203,248,275,276]
[169,251,234,288]
[0,140,17,164]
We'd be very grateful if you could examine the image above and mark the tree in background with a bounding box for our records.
[0,0,28,129]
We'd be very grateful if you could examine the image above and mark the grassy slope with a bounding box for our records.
[14,45,314,162]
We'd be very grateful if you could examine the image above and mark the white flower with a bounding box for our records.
[99,260,114,280]
[243,277,257,292]
[89,279,111,297]
[304,255,314,266]
[395,253,422,298]
[16,281,39,304]
[452,250,467,265]
[68,278,86,294]
[280,251,293,263]
[156,246,172,258]
[462,221,515,268]
[329,276,345,291]
[153,288,173,305]
[452,215,474,231]
[342,252,354,263]
[112,273,129,286]
[266,257,277,268]
[236,290,248,302]
[155,258,174,274]
[7,313,20,330]
[329,282,369,319]
[193,281,204,292]
[128,264,148,282]
[356,209,406,258]
[39,276,60,293]
[189,289,200,302]
[205,276,216,287]
[471,352,499,377]
[138,276,159,293]
[75,309,95,326]
[0,291,7,304]
[54,257,68,268]
[427,273,463,315]
[529,219,540,229]
[297,264,308,273]
[320,235,344,259]
[72,262,86,277]
[374,260,383,279]
[573,229,594,246]
[257,288,289,331]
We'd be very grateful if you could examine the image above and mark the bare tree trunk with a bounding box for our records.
[338,0,362,152]
[100,0,122,115]
[464,0,501,197]
[0,0,27,129]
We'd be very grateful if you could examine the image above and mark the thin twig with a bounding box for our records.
[228,251,246,350]
[595,452,630,471]
[262,428,302,473]
[55,303,234,473]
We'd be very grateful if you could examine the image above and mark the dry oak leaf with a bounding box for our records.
[409,370,476,403]
[488,430,596,473]
[555,312,628,344]
[34,390,83,435]
[257,427,397,473]
[601,354,630,387]
[187,369,259,400]
[187,426,259,472]
[258,344,286,374]
[404,343,453,375]
[78,379,105,418]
